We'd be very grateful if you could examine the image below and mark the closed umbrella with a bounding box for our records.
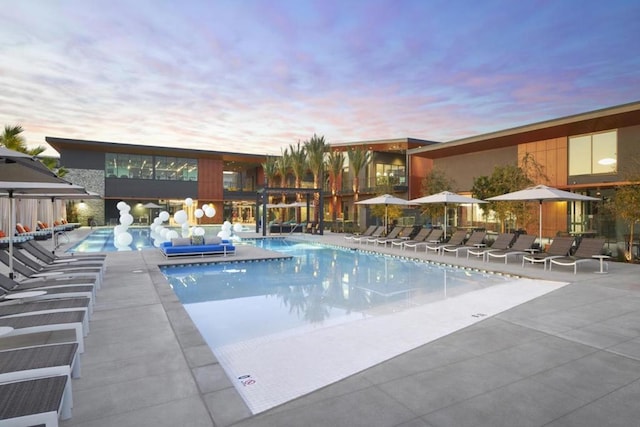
[355,194,413,231]
[487,185,599,243]
[410,191,486,239]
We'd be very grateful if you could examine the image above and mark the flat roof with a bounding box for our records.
[46,136,266,163]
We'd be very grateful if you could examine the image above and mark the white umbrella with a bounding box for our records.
[487,184,600,242]
[409,191,486,239]
[355,194,413,231]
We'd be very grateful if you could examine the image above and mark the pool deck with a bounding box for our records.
[20,228,639,426]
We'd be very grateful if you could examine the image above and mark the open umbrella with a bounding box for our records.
[355,194,413,231]
[487,184,599,243]
[409,191,486,239]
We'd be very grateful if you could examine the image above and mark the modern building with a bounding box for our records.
[407,101,640,243]
[47,101,640,247]
[46,137,265,227]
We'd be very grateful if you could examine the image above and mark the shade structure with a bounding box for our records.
[487,185,600,242]
[409,191,486,239]
[0,174,86,278]
[355,194,413,231]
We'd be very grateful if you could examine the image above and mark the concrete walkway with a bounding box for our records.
[47,229,640,426]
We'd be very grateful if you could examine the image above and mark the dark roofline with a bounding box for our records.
[408,101,640,158]
[45,136,266,162]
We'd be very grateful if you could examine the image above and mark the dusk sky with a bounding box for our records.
[1,0,639,156]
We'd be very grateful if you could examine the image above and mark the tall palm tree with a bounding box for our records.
[288,141,307,222]
[1,124,67,176]
[276,148,292,220]
[304,134,327,224]
[326,150,345,228]
[348,147,372,227]
[262,156,279,223]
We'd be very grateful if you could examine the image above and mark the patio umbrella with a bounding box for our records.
[355,194,413,231]
[409,191,486,239]
[487,185,599,243]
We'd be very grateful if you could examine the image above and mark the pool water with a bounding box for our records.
[162,239,512,348]
[65,227,155,252]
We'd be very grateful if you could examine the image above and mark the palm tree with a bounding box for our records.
[288,141,307,222]
[276,148,292,220]
[304,134,327,224]
[348,147,372,227]
[262,156,279,222]
[326,150,345,229]
[1,124,67,176]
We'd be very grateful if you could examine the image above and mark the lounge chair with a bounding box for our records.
[1,296,91,331]
[441,230,487,257]
[0,250,102,288]
[0,311,87,353]
[413,229,446,253]
[359,226,386,244]
[522,236,575,270]
[12,246,105,276]
[22,239,106,262]
[393,228,431,250]
[549,237,607,274]
[352,226,383,243]
[485,234,537,264]
[344,225,376,241]
[0,375,73,423]
[367,226,402,245]
[467,233,515,260]
[375,226,409,246]
[1,277,96,314]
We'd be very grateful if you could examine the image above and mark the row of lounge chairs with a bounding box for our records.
[345,226,609,274]
[0,237,106,425]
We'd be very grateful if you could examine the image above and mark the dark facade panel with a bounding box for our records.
[433,146,517,190]
[60,149,105,170]
[105,178,198,199]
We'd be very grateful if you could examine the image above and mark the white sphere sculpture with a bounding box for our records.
[113,224,126,236]
[159,211,170,222]
[120,213,134,226]
[166,230,180,240]
[153,217,163,225]
[201,204,209,210]
[233,223,243,233]
[185,197,193,207]
[116,231,133,247]
[194,227,205,236]
[205,207,215,218]
[116,201,126,210]
[174,209,188,224]
[195,209,204,218]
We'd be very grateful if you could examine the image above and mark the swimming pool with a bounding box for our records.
[164,239,511,347]
[160,238,567,413]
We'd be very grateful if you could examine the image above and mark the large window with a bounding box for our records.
[106,153,153,179]
[569,130,617,175]
[375,163,406,185]
[106,154,197,181]
[155,156,197,181]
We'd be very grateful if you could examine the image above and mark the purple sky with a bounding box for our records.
[1,0,639,156]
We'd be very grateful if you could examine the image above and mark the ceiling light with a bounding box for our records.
[597,158,616,165]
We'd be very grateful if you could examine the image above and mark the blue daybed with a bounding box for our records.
[160,236,236,257]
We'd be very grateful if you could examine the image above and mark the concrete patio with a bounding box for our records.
[13,228,636,426]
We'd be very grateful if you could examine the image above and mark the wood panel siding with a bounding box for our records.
[198,158,224,200]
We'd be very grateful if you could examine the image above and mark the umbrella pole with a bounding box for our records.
[385,204,388,233]
[444,203,448,239]
[9,195,15,279]
[538,200,543,247]
[51,197,56,253]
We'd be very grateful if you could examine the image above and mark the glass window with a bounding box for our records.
[223,171,241,190]
[154,156,198,181]
[569,130,617,175]
[375,163,406,185]
[105,153,153,179]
